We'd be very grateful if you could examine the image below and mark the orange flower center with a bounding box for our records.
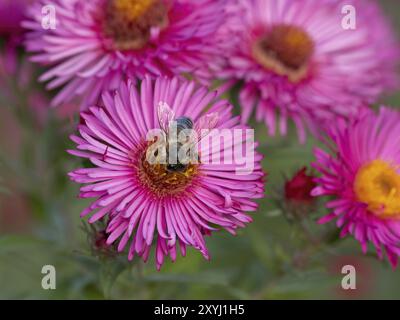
[252,24,314,83]
[104,0,168,51]
[354,160,400,218]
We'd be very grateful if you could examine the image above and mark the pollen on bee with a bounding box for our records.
[131,141,200,198]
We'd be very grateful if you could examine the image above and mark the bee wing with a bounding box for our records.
[157,101,175,134]
[194,112,219,142]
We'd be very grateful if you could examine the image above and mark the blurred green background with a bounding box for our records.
[0,0,399,299]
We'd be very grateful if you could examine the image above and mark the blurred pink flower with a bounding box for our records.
[0,46,78,125]
[219,0,399,142]
[312,107,400,268]
[24,0,226,109]
[0,0,33,64]
[0,0,79,123]
[0,0,32,36]
[68,76,265,269]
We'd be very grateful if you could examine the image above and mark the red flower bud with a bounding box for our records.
[284,167,316,204]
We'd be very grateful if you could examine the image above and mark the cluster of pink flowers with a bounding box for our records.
[4,0,398,268]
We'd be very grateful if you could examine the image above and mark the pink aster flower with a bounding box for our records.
[312,107,400,268]
[220,0,399,142]
[68,76,265,269]
[23,0,226,108]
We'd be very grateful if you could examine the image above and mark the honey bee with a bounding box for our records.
[157,102,219,172]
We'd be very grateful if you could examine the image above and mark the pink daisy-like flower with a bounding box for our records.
[68,76,265,269]
[312,107,400,268]
[23,0,226,108]
[220,0,399,142]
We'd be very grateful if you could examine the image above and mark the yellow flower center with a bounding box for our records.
[354,160,400,218]
[252,24,314,83]
[104,0,168,51]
